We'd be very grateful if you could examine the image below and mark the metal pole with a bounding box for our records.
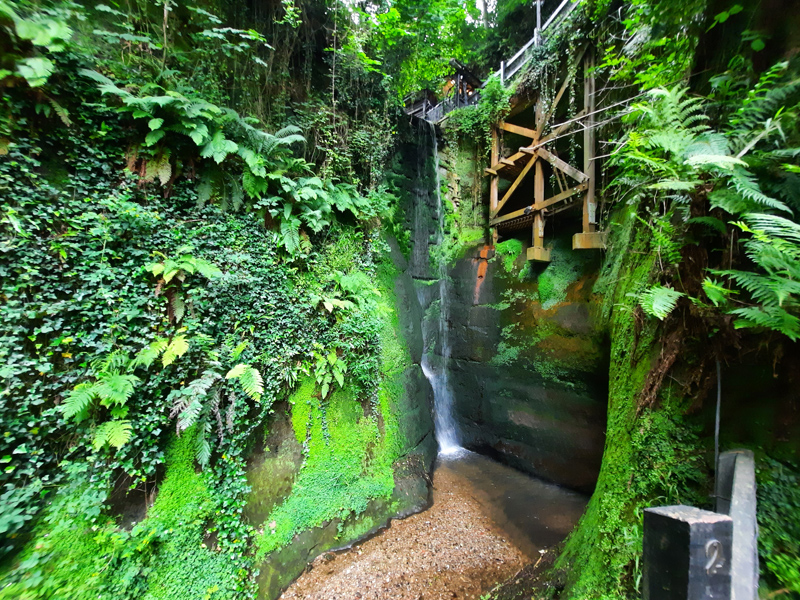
[535,0,542,46]
[714,358,722,510]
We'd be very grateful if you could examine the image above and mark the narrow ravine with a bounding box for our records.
[280,125,589,600]
[280,451,587,600]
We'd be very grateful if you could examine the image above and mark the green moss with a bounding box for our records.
[141,432,240,600]
[255,380,395,559]
[0,432,240,600]
[757,458,800,594]
[495,238,524,273]
[537,239,589,310]
[255,253,409,560]
[555,209,705,599]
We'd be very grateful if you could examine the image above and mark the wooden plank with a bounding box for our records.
[583,48,597,233]
[532,160,545,251]
[538,108,588,145]
[537,147,588,183]
[490,182,587,226]
[484,152,526,175]
[535,183,587,211]
[498,121,538,139]
[492,154,538,217]
[490,126,499,215]
[536,45,588,135]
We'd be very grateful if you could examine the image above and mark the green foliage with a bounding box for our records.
[637,285,685,320]
[494,238,523,273]
[610,75,800,338]
[757,458,800,594]
[445,76,512,149]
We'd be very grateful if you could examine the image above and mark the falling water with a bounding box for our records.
[418,122,460,455]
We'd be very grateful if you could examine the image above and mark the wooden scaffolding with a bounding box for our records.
[486,47,607,261]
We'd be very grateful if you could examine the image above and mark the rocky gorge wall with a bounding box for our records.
[244,250,437,600]
[414,127,609,494]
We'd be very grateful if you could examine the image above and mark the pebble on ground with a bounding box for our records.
[280,466,526,600]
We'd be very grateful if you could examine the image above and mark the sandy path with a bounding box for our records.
[279,464,527,600]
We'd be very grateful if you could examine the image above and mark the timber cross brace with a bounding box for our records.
[485,46,607,262]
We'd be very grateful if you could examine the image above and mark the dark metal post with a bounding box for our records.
[643,506,732,600]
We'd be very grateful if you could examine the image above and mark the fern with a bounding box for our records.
[61,382,98,422]
[638,285,685,320]
[131,337,169,369]
[95,372,139,407]
[162,335,189,367]
[226,364,263,401]
[92,420,132,451]
[730,306,800,341]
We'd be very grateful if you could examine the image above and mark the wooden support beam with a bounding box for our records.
[498,121,538,140]
[537,148,588,183]
[583,48,597,233]
[528,246,552,262]
[490,126,499,215]
[536,44,589,136]
[489,182,587,226]
[484,150,530,175]
[535,183,587,211]
[492,154,538,217]
[538,108,588,145]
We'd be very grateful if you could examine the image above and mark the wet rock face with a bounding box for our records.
[442,235,609,494]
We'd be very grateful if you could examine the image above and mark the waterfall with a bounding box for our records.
[415,121,460,455]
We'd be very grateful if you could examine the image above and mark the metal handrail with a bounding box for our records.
[412,0,581,123]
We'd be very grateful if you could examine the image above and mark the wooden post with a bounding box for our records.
[490,126,499,217]
[582,48,596,234]
[527,160,551,261]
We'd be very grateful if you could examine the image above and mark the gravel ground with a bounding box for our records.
[280,463,527,600]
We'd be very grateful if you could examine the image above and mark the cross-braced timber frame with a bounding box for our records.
[486,46,607,261]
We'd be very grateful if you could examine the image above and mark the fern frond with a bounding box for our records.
[61,382,98,422]
[162,335,190,367]
[742,214,800,243]
[92,420,133,451]
[195,420,212,468]
[132,338,169,369]
[728,167,791,214]
[238,367,264,402]
[95,373,139,407]
[639,285,685,320]
[730,306,800,341]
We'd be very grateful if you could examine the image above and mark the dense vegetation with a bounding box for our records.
[1,0,799,599]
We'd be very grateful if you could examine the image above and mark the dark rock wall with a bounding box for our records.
[434,133,609,494]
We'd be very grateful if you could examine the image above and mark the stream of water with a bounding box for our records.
[411,120,460,455]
